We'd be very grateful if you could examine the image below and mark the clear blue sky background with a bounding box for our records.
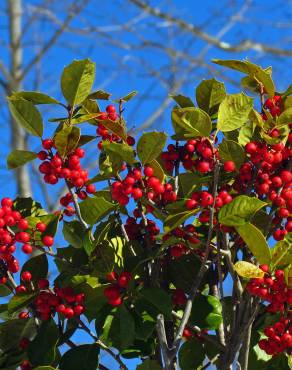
[1,0,292,368]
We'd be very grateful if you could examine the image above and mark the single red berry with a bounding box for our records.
[36,222,47,232]
[21,271,32,282]
[22,244,33,254]
[42,235,54,247]
[38,279,49,289]
[224,160,236,172]
[18,219,29,230]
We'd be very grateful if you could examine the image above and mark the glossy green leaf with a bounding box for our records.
[12,91,60,105]
[189,294,222,329]
[21,253,48,283]
[61,59,95,107]
[34,367,56,370]
[59,344,99,370]
[0,284,11,297]
[172,107,212,139]
[88,90,111,100]
[53,124,80,157]
[236,223,271,265]
[119,90,138,102]
[164,208,199,233]
[277,107,292,128]
[178,338,205,370]
[97,118,127,141]
[8,293,35,315]
[7,150,37,169]
[218,140,245,170]
[213,59,275,97]
[238,121,255,146]
[79,196,116,225]
[0,318,36,348]
[27,320,59,366]
[217,93,253,132]
[218,195,266,226]
[77,135,96,147]
[178,172,212,197]
[63,221,86,248]
[103,141,135,165]
[108,304,135,351]
[147,159,165,182]
[196,78,226,113]
[137,132,167,165]
[170,94,194,108]
[8,98,43,137]
[271,233,292,267]
[140,288,172,319]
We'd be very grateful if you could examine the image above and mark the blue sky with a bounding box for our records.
[1,0,292,368]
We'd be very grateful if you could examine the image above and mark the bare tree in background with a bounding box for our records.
[1,0,292,204]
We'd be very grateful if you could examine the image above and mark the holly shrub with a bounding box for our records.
[0,58,291,370]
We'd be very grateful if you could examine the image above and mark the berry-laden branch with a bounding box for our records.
[2,58,292,370]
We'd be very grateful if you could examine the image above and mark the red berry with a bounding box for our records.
[21,271,32,282]
[36,222,47,232]
[18,219,29,230]
[224,160,236,172]
[38,279,49,289]
[22,244,33,254]
[42,235,54,247]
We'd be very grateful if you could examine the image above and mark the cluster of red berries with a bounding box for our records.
[247,266,292,313]
[124,216,160,242]
[111,166,177,206]
[96,104,135,149]
[103,271,132,306]
[21,280,85,320]
[182,327,208,341]
[263,95,282,119]
[247,265,292,355]
[259,316,292,355]
[185,189,232,211]
[0,198,53,283]
[234,139,292,241]
[161,138,216,174]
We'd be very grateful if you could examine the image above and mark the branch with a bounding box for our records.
[129,0,292,56]
[65,180,89,229]
[19,0,89,80]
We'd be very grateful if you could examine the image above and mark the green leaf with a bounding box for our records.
[271,233,292,267]
[103,141,135,165]
[166,255,201,291]
[170,94,194,108]
[147,159,165,182]
[238,121,255,146]
[108,304,135,351]
[277,107,292,128]
[27,320,59,366]
[13,197,46,218]
[8,293,35,315]
[119,90,138,102]
[78,135,96,147]
[8,98,43,137]
[59,344,99,370]
[140,288,172,319]
[218,140,245,170]
[236,223,271,265]
[0,284,11,297]
[0,318,37,356]
[97,118,127,141]
[21,253,48,284]
[61,59,95,107]
[53,124,80,157]
[196,78,226,114]
[172,107,212,139]
[137,359,163,370]
[12,91,60,105]
[88,90,111,100]
[79,196,116,225]
[34,367,56,370]
[164,208,199,233]
[137,132,167,165]
[70,113,100,124]
[83,228,95,256]
[82,285,107,322]
[178,338,205,370]
[7,150,37,169]
[213,59,275,97]
[189,294,222,330]
[218,195,266,226]
[217,93,253,132]
[234,261,265,279]
[178,172,212,197]
[63,221,86,248]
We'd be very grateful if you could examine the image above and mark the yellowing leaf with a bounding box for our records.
[234,261,265,279]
